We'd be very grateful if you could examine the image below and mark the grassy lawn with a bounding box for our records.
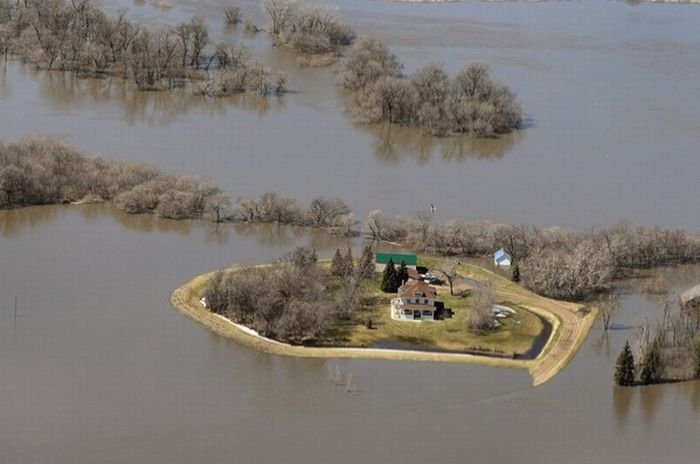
[328,258,545,357]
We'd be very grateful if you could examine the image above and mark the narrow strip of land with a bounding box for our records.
[170,267,597,386]
[456,265,598,385]
[498,289,596,386]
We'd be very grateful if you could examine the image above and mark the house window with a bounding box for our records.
[424,299,428,304]
[404,310,412,315]
[422,310,432,316]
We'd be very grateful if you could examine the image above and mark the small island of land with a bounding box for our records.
[170,249,597,386]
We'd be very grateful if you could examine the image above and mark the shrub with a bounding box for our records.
[224,6,242,25]
[263,0,355,55]
[340,41,522,138]
[339,38,402,91]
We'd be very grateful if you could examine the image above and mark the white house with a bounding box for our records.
[391,280,439,321]
[493,248,512,267]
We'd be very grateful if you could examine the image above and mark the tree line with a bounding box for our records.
[259,0,521,136]
[230,192,355,235]
[0,137,354,232]
[362,209,700,301]
[338,38,523,137]
[4,137,700,301]
[203,245,375,344]
[0,0,286,96]
[615,309,700,387]
[0,137,225,219]
[257,1,521,136]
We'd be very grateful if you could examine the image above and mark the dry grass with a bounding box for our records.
[337,277,543,357]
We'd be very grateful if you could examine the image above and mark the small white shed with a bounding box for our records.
[493,248,512,267]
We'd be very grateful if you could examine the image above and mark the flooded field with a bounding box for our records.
[1,1,699,462]
[2,0,699,229]
[1,205,699,463]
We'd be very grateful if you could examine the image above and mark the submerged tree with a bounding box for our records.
[340,42,522,138]
[615,340,636,386]
[599,293,620,332]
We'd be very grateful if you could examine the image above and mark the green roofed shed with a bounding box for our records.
[375,252,417,271]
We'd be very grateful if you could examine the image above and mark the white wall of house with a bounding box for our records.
[494,256,511,267]
[391,298,436,321]
[399,296,435,306]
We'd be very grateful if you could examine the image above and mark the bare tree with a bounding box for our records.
[188,17,208,68]
[261,0,296,35]
[364,76,417,124]
[243,17,260,33]
[306,197,350,228]
[598,293,620,331]
[339,37,402,91]
[469,282,495,334]
[634,317,651,362]
[224,5,242,25]
[436,260,459,296]
[0,1,279,98]
[281,2,354,54]
[206,193,231,223]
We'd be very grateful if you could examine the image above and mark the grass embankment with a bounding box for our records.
[440,259,598,385]
[170,258,598,386]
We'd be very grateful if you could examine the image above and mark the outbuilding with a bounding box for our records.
[493,248,512,267]
[375,252,417,272]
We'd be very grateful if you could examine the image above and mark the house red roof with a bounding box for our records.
[399,280,437,298]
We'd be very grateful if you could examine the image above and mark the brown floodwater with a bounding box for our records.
[1,1,700,462]
[2,0,700,230]
[1,205,699,463]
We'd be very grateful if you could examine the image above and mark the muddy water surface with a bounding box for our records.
[2,0,699,229]
[0,205,698,463]
[1,0,700,462]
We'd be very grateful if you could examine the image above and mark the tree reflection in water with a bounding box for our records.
[0,204,354,256]
[233,223,352,251]
[613,385,635,427]
[367,123,525,165]
[21,63,285,126]
[0,205,60,238]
